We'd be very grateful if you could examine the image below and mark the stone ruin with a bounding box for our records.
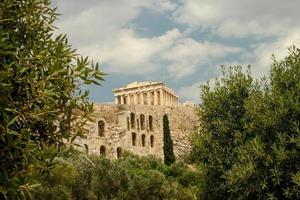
[75,81,200,160]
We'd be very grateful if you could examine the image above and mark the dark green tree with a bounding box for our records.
[163,114,175,166]
[190,66,254,199]
[0,0,104,198]
[192,47,300,199]
[225,47,300,199]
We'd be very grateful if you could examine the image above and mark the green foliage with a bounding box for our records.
[0,0,104,198]
[25,149,203,200]
[163,114,176,165]
[192,47,300,199]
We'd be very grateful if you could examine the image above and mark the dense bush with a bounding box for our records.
[191,47,300,199]
[27,150,203,200]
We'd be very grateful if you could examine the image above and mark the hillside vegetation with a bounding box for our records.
[28,148,203,200]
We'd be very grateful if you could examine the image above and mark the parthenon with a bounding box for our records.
[113,81,179,106]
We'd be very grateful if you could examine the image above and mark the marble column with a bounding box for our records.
[166,92,169,106]
[162,91,164,105]
[141,92,145,105]
[147,91,150,105]
[133,93,138,104]
[154,90,158,105]
[127,95,131,105]
[131,94,134,105]
[159,88,163,105]
[121,95,124,104]
[167,92,170,105]
[140,92,144,105]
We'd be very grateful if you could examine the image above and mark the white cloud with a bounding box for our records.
[223,30,300,78]
[54,0,177,46]
[78,28,242,78]
[178,81,202,103]
[146,0,177,13]
[174,0,300,38]
[53,0,300,103]
[180,29,300,103]
[252,31,300,69]
[179,30,300,102]
[161,38,242,78]
[177,78,218,103]
[55,1,143,47]
[80,28,181,74]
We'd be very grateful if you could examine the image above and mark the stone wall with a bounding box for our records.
[75,103,199,160]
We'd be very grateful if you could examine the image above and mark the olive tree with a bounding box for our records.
[192,47,300,199]
[0,0,104,198]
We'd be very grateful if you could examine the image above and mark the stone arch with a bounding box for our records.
[84,144,89,154]
[130,113,135,129]
[150,135,154,148]
[140,114,145,130]
[141,134,146,147]
[132,132,137,146]
[100,145,106,156]
[117,147,122,158]
[149,115,153,131]
[98,120,105,137]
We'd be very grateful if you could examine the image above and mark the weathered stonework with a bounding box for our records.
[75,82,199,160]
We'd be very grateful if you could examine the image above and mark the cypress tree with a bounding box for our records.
[163,114,175,165]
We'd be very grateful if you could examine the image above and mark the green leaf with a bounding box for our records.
[7,116,18,127]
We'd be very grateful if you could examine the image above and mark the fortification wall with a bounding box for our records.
[75,104,199,160]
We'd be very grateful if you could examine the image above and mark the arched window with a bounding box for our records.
[150,135,154,148]
[98,120,105,137]
[130,113,135,129]
[117,147,122,158]
[132,132,137,146]
[84,144,89,154]
[140,114,145,130]
[100,145,106,156]
[149,115,153,131]
[141,134,146,147]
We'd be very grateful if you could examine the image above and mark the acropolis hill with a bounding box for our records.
[75,81,199,159]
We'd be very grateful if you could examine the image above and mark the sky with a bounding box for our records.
[52,0,300,104]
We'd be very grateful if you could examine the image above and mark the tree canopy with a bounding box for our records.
[191,47,300,199]
[0,0,104,198]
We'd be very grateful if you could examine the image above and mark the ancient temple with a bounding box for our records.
[113,81,179,106]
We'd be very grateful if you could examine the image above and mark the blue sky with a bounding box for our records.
[52,0,300,104]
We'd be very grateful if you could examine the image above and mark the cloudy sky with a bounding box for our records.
[52,0,300,104]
